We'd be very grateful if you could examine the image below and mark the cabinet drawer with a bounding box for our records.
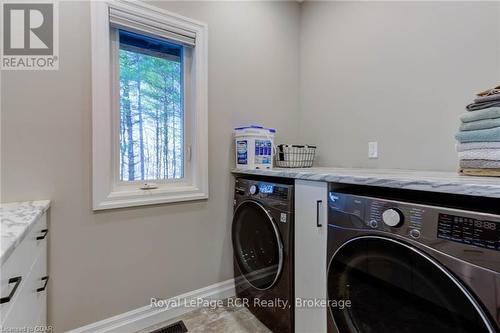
[33,239,48,325]
[36,298,47,327]
[34,213,48,264]
[2,251,48,329]
[0,213,48,324]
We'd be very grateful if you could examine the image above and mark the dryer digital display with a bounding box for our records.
[437,213,500,251]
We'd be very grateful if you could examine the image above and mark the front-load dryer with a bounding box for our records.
[326,188,499,333]
[232,176,294,333]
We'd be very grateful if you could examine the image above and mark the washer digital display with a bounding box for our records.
[259,183,275,194]
[437,213,500,251]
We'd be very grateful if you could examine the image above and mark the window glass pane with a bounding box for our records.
[118,30,184,181]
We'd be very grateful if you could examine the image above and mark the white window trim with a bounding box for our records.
[91,0,208,210]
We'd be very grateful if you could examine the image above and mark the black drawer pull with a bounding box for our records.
[37,276,49,293]
[316,200,323,227]
[36,229,49,240]
[0,276,22,304]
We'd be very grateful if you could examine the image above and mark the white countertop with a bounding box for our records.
[231,167,500,198]
[1,200,51,265]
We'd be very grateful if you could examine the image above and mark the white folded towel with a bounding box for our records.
[458,148,500,161]
[456,142,500,152]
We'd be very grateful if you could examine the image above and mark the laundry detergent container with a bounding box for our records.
[234,126,275,169]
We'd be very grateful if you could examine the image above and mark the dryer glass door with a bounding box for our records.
[328,236,494,333]
[232,200,283,290]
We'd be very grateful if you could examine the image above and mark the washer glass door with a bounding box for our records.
[232,200,283,290]
[328,236,494,333]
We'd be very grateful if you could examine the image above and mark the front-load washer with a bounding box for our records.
[232,176,294,333]
[326,187,499,333]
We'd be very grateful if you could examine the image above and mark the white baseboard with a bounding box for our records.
[66,278,236,333]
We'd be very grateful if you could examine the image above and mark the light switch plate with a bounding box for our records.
[368,142,378,159]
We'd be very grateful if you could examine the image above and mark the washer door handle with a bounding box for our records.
[317,200,323,227]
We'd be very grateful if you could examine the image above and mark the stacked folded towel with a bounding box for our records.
[455,85,500,177]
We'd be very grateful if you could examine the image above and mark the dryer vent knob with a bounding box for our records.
[382,208,404,227]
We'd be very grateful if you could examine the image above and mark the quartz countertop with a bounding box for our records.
[231,167,500,198]
[1,200,51,265]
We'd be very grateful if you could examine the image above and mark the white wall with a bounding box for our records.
[0,1,300,331]
[299,1,500,171]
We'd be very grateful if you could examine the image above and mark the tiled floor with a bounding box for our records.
[137,299,272,333]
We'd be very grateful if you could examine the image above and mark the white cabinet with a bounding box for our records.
[1,213,48,330]
[295,180,328,333]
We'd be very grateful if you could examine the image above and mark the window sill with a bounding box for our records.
[93,186,208,210]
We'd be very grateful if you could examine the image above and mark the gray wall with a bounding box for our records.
[299,1,500,171]
[0,1,300,331]
[2,1,500,332]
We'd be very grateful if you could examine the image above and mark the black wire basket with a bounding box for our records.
[275,144,316,168]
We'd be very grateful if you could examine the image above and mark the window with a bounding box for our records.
[118,30,184,181]
[91,1,208,210]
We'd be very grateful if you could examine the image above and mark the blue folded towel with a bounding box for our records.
[460,118,500,131]
[455,127,500,143]
[460,107,500,123]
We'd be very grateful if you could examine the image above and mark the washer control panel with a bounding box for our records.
[361,197,424,237]
[235,178,293,205]
[328,191,500,248]
[328,191,500,273]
